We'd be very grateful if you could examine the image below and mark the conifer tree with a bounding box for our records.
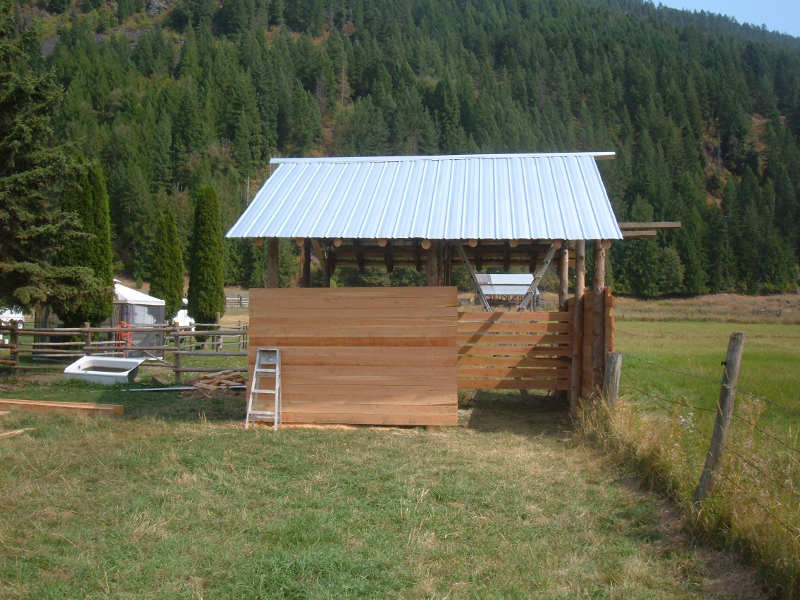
[0,4,94,311]
[149,209,184,319]
[188,184,225,323]
[53,161,114,326]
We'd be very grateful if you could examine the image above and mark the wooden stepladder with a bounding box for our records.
[245,347,282,430]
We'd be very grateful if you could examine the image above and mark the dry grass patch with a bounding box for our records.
[0,382,766,598]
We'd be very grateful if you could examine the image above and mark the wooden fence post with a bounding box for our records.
[173,333,182,385]
[83,322,92,354]
[603,352,622,407]
[10,323,19,376]
[693,332,745,508]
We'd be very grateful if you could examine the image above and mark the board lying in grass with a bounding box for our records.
[0,398,123,415]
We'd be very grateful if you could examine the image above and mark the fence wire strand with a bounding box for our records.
[718,471,800,545]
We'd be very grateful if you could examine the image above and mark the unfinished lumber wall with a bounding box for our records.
[457,310,573,390]
[248,287,458,426]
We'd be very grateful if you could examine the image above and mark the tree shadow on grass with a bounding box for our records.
[461,390,572,438]
[96,387,247,423]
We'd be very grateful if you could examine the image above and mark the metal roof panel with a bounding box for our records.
[226,153,622,241]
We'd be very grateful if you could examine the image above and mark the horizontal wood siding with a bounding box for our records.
[248,287,458,426]
[457,310,573,391]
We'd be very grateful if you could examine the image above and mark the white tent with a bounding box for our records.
[112,282,165,356]
[113,282,165,326]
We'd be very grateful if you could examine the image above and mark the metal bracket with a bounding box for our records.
[454,244,491,312]
[516,243,559,311]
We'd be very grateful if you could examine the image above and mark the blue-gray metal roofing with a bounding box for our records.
[226,153,622,241]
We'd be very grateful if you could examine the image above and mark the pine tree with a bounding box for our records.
[52,161,114,326]
[188,184,225,323]
[149,209,184,319]
[0,5,95,311]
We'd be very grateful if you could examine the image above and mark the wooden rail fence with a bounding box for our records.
[456,310,573,390]
[0,324,249,384]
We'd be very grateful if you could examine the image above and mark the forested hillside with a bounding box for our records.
[20,0,800,295]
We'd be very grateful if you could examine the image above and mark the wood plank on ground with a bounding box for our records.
[0,428,36,439]
[0,398,124,415]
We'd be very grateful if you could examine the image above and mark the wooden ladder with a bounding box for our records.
[245,347,281,430]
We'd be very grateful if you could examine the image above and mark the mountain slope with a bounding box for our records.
[25,0,800,294]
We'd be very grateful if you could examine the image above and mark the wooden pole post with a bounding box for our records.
[302,238,312,287]
[575,240,586,301]
[569,240,586,410]
[603,352,622,407]
[266,238,279,288]
[83,322,92,354]
[173,333,182,385]
[693,332,746,508]
[559,242,569,311]
[10,323,18,376]
[593,240,609,293]
[426,241,440,286]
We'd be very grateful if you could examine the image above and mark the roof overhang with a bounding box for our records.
[226,153,623,241]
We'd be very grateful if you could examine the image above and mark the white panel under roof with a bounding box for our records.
[226,153,622,241]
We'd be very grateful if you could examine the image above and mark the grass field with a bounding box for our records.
[605,315,800,597]
[0,382,764,599]
[3,293,797,597]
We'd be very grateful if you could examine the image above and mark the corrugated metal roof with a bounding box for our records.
[226,153,622,241]
[475,274,534,296]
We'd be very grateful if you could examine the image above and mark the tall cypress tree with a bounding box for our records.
[149,209,184,319]
[187,184,225,323]
[52,161,114,326]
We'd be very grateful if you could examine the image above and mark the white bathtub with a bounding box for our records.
[64,356,146,385]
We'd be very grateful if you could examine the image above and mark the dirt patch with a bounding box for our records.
[624,478,770,600]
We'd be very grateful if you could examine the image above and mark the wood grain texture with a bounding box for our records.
[248,287,458,426]
[456,310,574,392]
[0,398,123,415]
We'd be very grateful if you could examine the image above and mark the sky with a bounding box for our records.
[655,0,800,38]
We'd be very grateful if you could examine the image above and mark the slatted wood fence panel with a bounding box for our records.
[457,310,573,390]
[248,287,458,426]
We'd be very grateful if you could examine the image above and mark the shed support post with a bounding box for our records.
[302,238,311,287]
[266,238,279,288]
[593,240,609,293]
[427,241,448,286]
[559,242,569,311]
[323,246,336,287]
[589,241,611,397]
[569,240,586,411]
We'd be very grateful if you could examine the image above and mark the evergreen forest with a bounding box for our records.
[7,0,800,297]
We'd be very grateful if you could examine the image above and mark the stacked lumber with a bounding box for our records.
[187,370,246,391]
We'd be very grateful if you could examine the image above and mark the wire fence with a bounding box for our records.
[612,344,800,589]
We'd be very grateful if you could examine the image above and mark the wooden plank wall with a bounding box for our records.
[456,310,573,390]
[248,287,458,426]
[581,287,616,397]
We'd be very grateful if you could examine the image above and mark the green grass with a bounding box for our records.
[1,384,734,599]
[599,319,800,597]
